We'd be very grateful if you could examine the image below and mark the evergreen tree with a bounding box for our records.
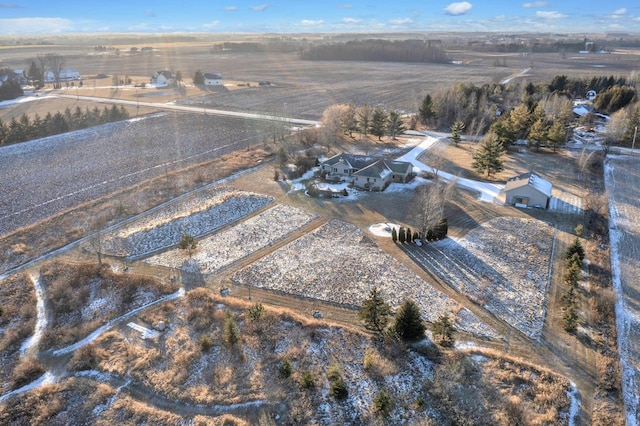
[358,104,372,137]
[392,299,426,342]
[223,311,239,346]
[450,120,465,146]
[387,110,406,140]
[391,227,398,242]
[359,286,391,336]
[432,314,456,346]
[563,305,578,333]
[489,119,517,149]
[398,227,406,243]
[527,117,548,152]
[370,107,388,140]
[193,69,205,85]
[472,135,506,177]
[508,103,531,140]
[547,120,567,152]
[418,94,435,126]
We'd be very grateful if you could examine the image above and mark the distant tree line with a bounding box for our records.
[300,39,449,64]
[0,105,129,146]
[210,42,299,53]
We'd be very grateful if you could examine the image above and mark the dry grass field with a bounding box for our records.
[0,35,634,424]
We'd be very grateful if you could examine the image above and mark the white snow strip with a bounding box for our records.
[0,371,56,403]
[20,272,48,357]
[568,381,581,426]
[52,288,184,356]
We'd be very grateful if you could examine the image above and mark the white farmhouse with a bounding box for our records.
[150,70,174,86]
[204,72,223,86]
[44,68,80,82]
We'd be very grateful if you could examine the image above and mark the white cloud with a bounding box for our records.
[223,6,238,11]
[342,17,361,24]
[203,20,220,29]
[536,10,567,19]
[444,2,473,16]
[250,4,268,12]
[492,15,506,21]
[300,19,324,26]
[389,17,414,25]
[522,1,550,8]
[0,17,73,34]
[612,8,627,15]
[338,3,352,8]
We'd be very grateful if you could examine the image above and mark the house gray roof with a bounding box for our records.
[204,72,222,79]
[322,153,377,170]
[385,160,412,174]
[504,172,552,197]
[353,160,390,179]
[322,153,412,180]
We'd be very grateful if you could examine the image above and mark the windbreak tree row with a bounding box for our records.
[0,105,129,146]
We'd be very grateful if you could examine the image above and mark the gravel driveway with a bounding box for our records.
[0,113,266,237]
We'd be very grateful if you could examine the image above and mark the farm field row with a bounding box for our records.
[0,113,266,240]
[605,156,640,425]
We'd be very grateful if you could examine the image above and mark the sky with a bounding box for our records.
[0,1,639,35]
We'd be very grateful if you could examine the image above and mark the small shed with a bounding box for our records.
[502,172,552,209]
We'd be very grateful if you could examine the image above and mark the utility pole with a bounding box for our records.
[633,126,638,153]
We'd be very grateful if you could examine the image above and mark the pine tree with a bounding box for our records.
[387,110,406,140]
[370,107,388,140]
[418,94,435,126]
[359,286,391,336]
[392,299,426,342]
[527,117,548,151]
[547,120,567,152]
[391,227,398,242]
[358,104,372,137]
[450,120,465,146]
[472,135,506,177]
[432,314,456,346]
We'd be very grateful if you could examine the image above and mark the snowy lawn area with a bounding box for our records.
[145,204,318,275]
[102,187,274,258]
[233,219,498,338]
[404,217,554,340]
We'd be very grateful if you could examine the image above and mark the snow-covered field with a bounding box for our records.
[403,217,555,340]
[102,187,274,258]
[605,156,640,425]
[145,203,318,274]
[233,219,499,338]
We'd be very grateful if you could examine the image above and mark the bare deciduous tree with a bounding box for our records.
[413,178,456,241]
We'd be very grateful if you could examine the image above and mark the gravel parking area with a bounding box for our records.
[145,203,318,274]
[102,187,274,258]
[0,112,267,238]
[403,217,554,339]
[233,219,499,338]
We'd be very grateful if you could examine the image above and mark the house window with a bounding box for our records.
[333,167,337,173]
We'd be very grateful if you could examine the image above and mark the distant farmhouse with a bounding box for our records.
[150,70,174,86]
[320,153,413,191]
[501,172,552,209]
[204,72,223,86]
[0,69,27,87]
[44,68,80,82]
